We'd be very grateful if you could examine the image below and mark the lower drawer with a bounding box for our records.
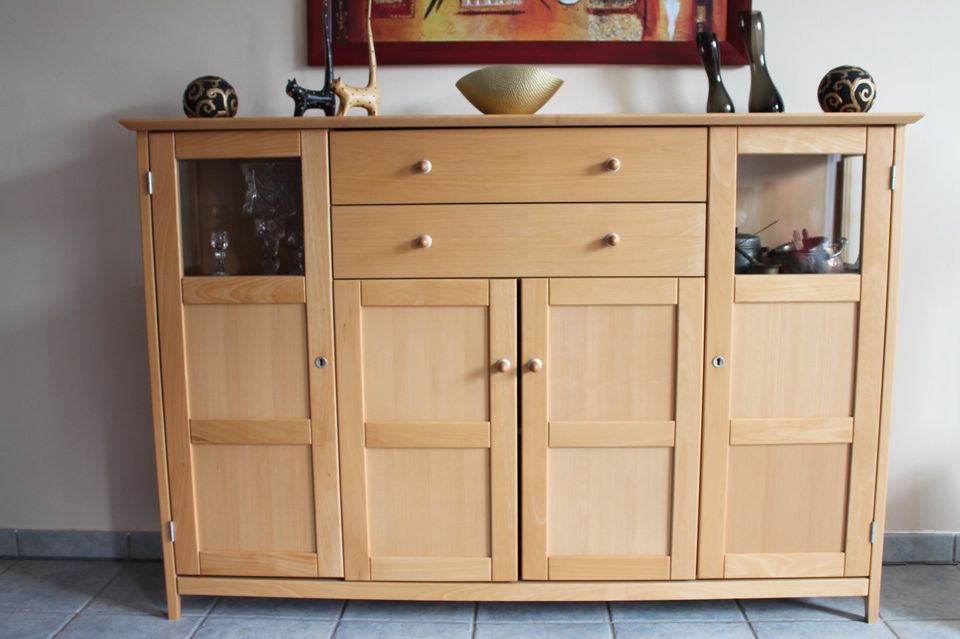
[332,203,705,278]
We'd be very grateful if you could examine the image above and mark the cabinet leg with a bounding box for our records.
[864,594,879,623]
[865,584,880,623]
[165,585,181,621]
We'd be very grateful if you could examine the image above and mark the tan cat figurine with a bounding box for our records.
[332,0,380,116]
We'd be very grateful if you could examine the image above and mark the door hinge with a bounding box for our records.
[146,171,154,195]
[869,520,878,544]
[890,165,897,191]
[167,520,176,543]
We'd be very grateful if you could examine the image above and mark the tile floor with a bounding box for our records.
[0,559,958,638]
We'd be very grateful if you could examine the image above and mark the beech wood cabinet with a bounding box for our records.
[122,113,920,622]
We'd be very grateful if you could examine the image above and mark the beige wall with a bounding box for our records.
[0,0,955,532]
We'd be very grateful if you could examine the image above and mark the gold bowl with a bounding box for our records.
[456,66,564,115]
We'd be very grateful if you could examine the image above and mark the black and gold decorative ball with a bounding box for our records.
[182,76,238,118]
[817,66,876,113]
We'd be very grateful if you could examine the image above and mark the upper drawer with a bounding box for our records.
[329,128,707,205]
[332,203,705,278]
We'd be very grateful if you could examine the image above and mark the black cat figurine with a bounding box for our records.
[286,78,336,117]
[287,0,335,116]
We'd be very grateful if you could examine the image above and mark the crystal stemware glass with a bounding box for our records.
[210,230,229,276]
[286,231,305,275]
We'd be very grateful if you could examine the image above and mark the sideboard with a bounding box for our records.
[121,113,921,622]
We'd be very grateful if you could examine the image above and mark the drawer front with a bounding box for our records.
[332,203,705,278]
[330,128,707,205]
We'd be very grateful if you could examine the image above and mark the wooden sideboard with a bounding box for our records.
[122,113,921,622]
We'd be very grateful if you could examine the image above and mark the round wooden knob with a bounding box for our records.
[414,159,433,174]
[604,157,621,172]
[415,234,433,249]
[527,358,543,373]
[604,232,621,247]
[494,358,512,374]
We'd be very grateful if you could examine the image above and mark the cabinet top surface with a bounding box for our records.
[120,113,923,132]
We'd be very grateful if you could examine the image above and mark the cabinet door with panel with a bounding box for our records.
[334,279,518,582]
[149,130,342,578]
[699,126,895,580]
[522,278,704,580]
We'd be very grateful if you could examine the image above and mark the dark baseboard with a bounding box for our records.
[1,528,957,564]
[0,529,162,560]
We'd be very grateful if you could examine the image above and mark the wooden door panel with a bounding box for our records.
[549,448,673,556]
[699,126,895,580]
[184,304,310,419]
[549,305,677,421]
[731,301,858,419]
[361,306,489,422]
[194,444,318,576]
[522,277,704,581]
[726,444,850,554]
[335,279,517,582]
[367,448,491,558]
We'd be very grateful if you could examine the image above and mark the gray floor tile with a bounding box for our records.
[739,597,865,621]
[336,621,471,638]
[611,599,744,622]
[477,601,608,623]
[85,561,214,617]
[0,560,14,576]
[880,564,960,620]
[343,600,473,622]
[884,533,957,564]
[57,613,202,639]
[615,622,755,638]
[887,620,960,638]
[752,620,896,638]
[210,595,343,619]
[17,531,127,559]
[195,617,336,639]
[477,622,612,639]
[0,559,122,612]
[0,611,72,639]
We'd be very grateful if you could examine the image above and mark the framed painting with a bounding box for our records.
[308,0,751,66]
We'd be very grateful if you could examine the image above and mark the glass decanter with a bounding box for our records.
[241,162,297,274]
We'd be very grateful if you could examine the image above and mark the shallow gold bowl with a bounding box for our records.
[456,66,564,115]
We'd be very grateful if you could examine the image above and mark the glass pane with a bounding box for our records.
[736,154,863,274]
[179,159,304,276]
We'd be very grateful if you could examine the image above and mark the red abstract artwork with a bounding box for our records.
[308,0,751,66]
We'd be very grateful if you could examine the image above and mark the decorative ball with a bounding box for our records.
[182,76,238,118]
[817,66,876,113]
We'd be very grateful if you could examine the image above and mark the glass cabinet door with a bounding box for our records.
[700,126,896,581]
[148,131,342,579]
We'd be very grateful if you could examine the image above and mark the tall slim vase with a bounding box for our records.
[739,11,784,113]
[697,32,735,113]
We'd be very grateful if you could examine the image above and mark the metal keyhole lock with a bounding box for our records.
[711,355,725,368]
[314,356,328,369]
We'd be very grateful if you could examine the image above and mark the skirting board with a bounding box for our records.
[0,529,161,560]
[1,529,958,564]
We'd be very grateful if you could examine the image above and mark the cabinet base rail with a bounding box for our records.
[179,575,868,601]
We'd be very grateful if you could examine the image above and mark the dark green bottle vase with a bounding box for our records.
[697,32,735,113]
[739,11,784,113]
